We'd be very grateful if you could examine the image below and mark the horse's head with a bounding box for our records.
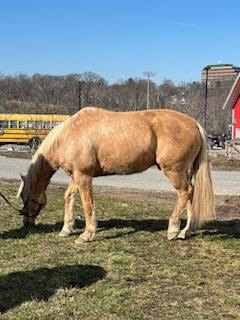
[17,175,47,227]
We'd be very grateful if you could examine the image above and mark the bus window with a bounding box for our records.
[10,120,17,128]
[0,120,9,128]
[35,121,42,129]
[43,121,50,129]
[27,121,34,129]
[52,121,60,128]
[19,121,26,129]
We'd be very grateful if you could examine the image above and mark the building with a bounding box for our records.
[202,64,240,82]
[223,73,240,139]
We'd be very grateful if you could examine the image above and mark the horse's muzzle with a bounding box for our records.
[23,215,36,227]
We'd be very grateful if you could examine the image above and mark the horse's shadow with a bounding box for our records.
[0,264,106,314]
[97,218,169,239]
[1,218,240,240]
[201,219,240,239]
[0,221,64,240]
[0,218,169,240]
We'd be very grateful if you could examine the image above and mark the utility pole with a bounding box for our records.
[143,71,156,110]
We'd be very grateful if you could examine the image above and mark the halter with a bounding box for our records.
[26,198,45,217]
[0,190,43,217]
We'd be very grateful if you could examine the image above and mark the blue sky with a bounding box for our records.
[0,0,240,85]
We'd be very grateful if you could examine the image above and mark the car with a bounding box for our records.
[208,134,225,149]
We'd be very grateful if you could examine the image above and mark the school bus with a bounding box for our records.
[0,113,70,149]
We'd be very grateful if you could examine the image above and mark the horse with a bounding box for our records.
[17,106,215,244]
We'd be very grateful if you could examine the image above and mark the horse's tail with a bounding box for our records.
[191,123,215,229]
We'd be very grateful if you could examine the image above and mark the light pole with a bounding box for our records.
[143,71,156,110]
[204,66,211,129]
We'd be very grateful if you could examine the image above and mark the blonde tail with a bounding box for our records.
[192,123,215,229]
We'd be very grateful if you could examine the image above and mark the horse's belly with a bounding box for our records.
[96,147,156,175]
[94,124,157,175]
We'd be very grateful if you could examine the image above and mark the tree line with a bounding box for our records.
[0,71,234,134]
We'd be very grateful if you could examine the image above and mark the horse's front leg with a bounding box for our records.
[59,180,78,237]
[75,173,96,245]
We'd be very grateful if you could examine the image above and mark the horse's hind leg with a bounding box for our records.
[163,170,189,240]
[59,180,78,237]
[74,173,96,245]
[178,184,193,239]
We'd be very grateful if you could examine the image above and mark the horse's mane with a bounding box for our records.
[17,119,70,198]
[27,116,73,183]
[22,107,104,189]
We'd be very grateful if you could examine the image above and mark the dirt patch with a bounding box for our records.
[210,154,240,171]
[0,151,32,159]
[93,185,240,222]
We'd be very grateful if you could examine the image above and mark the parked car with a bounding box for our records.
[208,134,225,149]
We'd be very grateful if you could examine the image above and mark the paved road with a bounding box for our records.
[1,155,240,196]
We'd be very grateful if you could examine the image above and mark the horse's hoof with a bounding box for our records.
[178,230,192,240]
[177,232,186,240]
[59,230,71,237]
[167,232,179,240]
[75,237,88,245]
[59,228,78,237]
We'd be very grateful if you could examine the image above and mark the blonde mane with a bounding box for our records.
[26,117,72,185]
[33,119,70,161]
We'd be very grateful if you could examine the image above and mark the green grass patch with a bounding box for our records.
[0,181,240,320]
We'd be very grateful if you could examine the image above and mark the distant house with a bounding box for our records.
[202,63,240,83]
[223,73,240,139]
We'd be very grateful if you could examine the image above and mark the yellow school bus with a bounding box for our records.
[0,113,70,149]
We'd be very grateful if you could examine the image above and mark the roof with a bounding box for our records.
[222,73,240,110]
[207,64,233,68]
[202,64,233,71]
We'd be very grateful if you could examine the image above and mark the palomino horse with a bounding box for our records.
[17,107,215,244]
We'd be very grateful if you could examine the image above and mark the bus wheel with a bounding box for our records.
[29,137,41,152]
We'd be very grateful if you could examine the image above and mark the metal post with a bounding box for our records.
[204,66,210,129]
[147,78,150,110]
[78,79,82,110]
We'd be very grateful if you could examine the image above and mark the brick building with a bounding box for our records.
[201,64,240,82]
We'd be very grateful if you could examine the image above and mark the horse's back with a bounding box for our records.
[59,107,201,175]
[71,108,157,175]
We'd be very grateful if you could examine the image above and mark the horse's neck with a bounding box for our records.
[29,153,56,191]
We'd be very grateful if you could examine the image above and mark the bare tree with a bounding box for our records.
[0,72,235,134]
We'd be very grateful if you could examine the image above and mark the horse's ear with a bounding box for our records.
[16,176,24,198]
[20,174,26,182]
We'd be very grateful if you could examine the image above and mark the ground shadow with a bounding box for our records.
[0,218,169,240]
[0,221,65,240]
[201,219,240,239]
[1,218,240,241]
[0,264,106,314]
[96,218,169,239]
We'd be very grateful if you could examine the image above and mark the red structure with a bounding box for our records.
[223,73,240,139]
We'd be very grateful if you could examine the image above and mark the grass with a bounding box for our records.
[0,181,240,320]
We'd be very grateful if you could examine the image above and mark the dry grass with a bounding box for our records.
[0,181,240,320]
